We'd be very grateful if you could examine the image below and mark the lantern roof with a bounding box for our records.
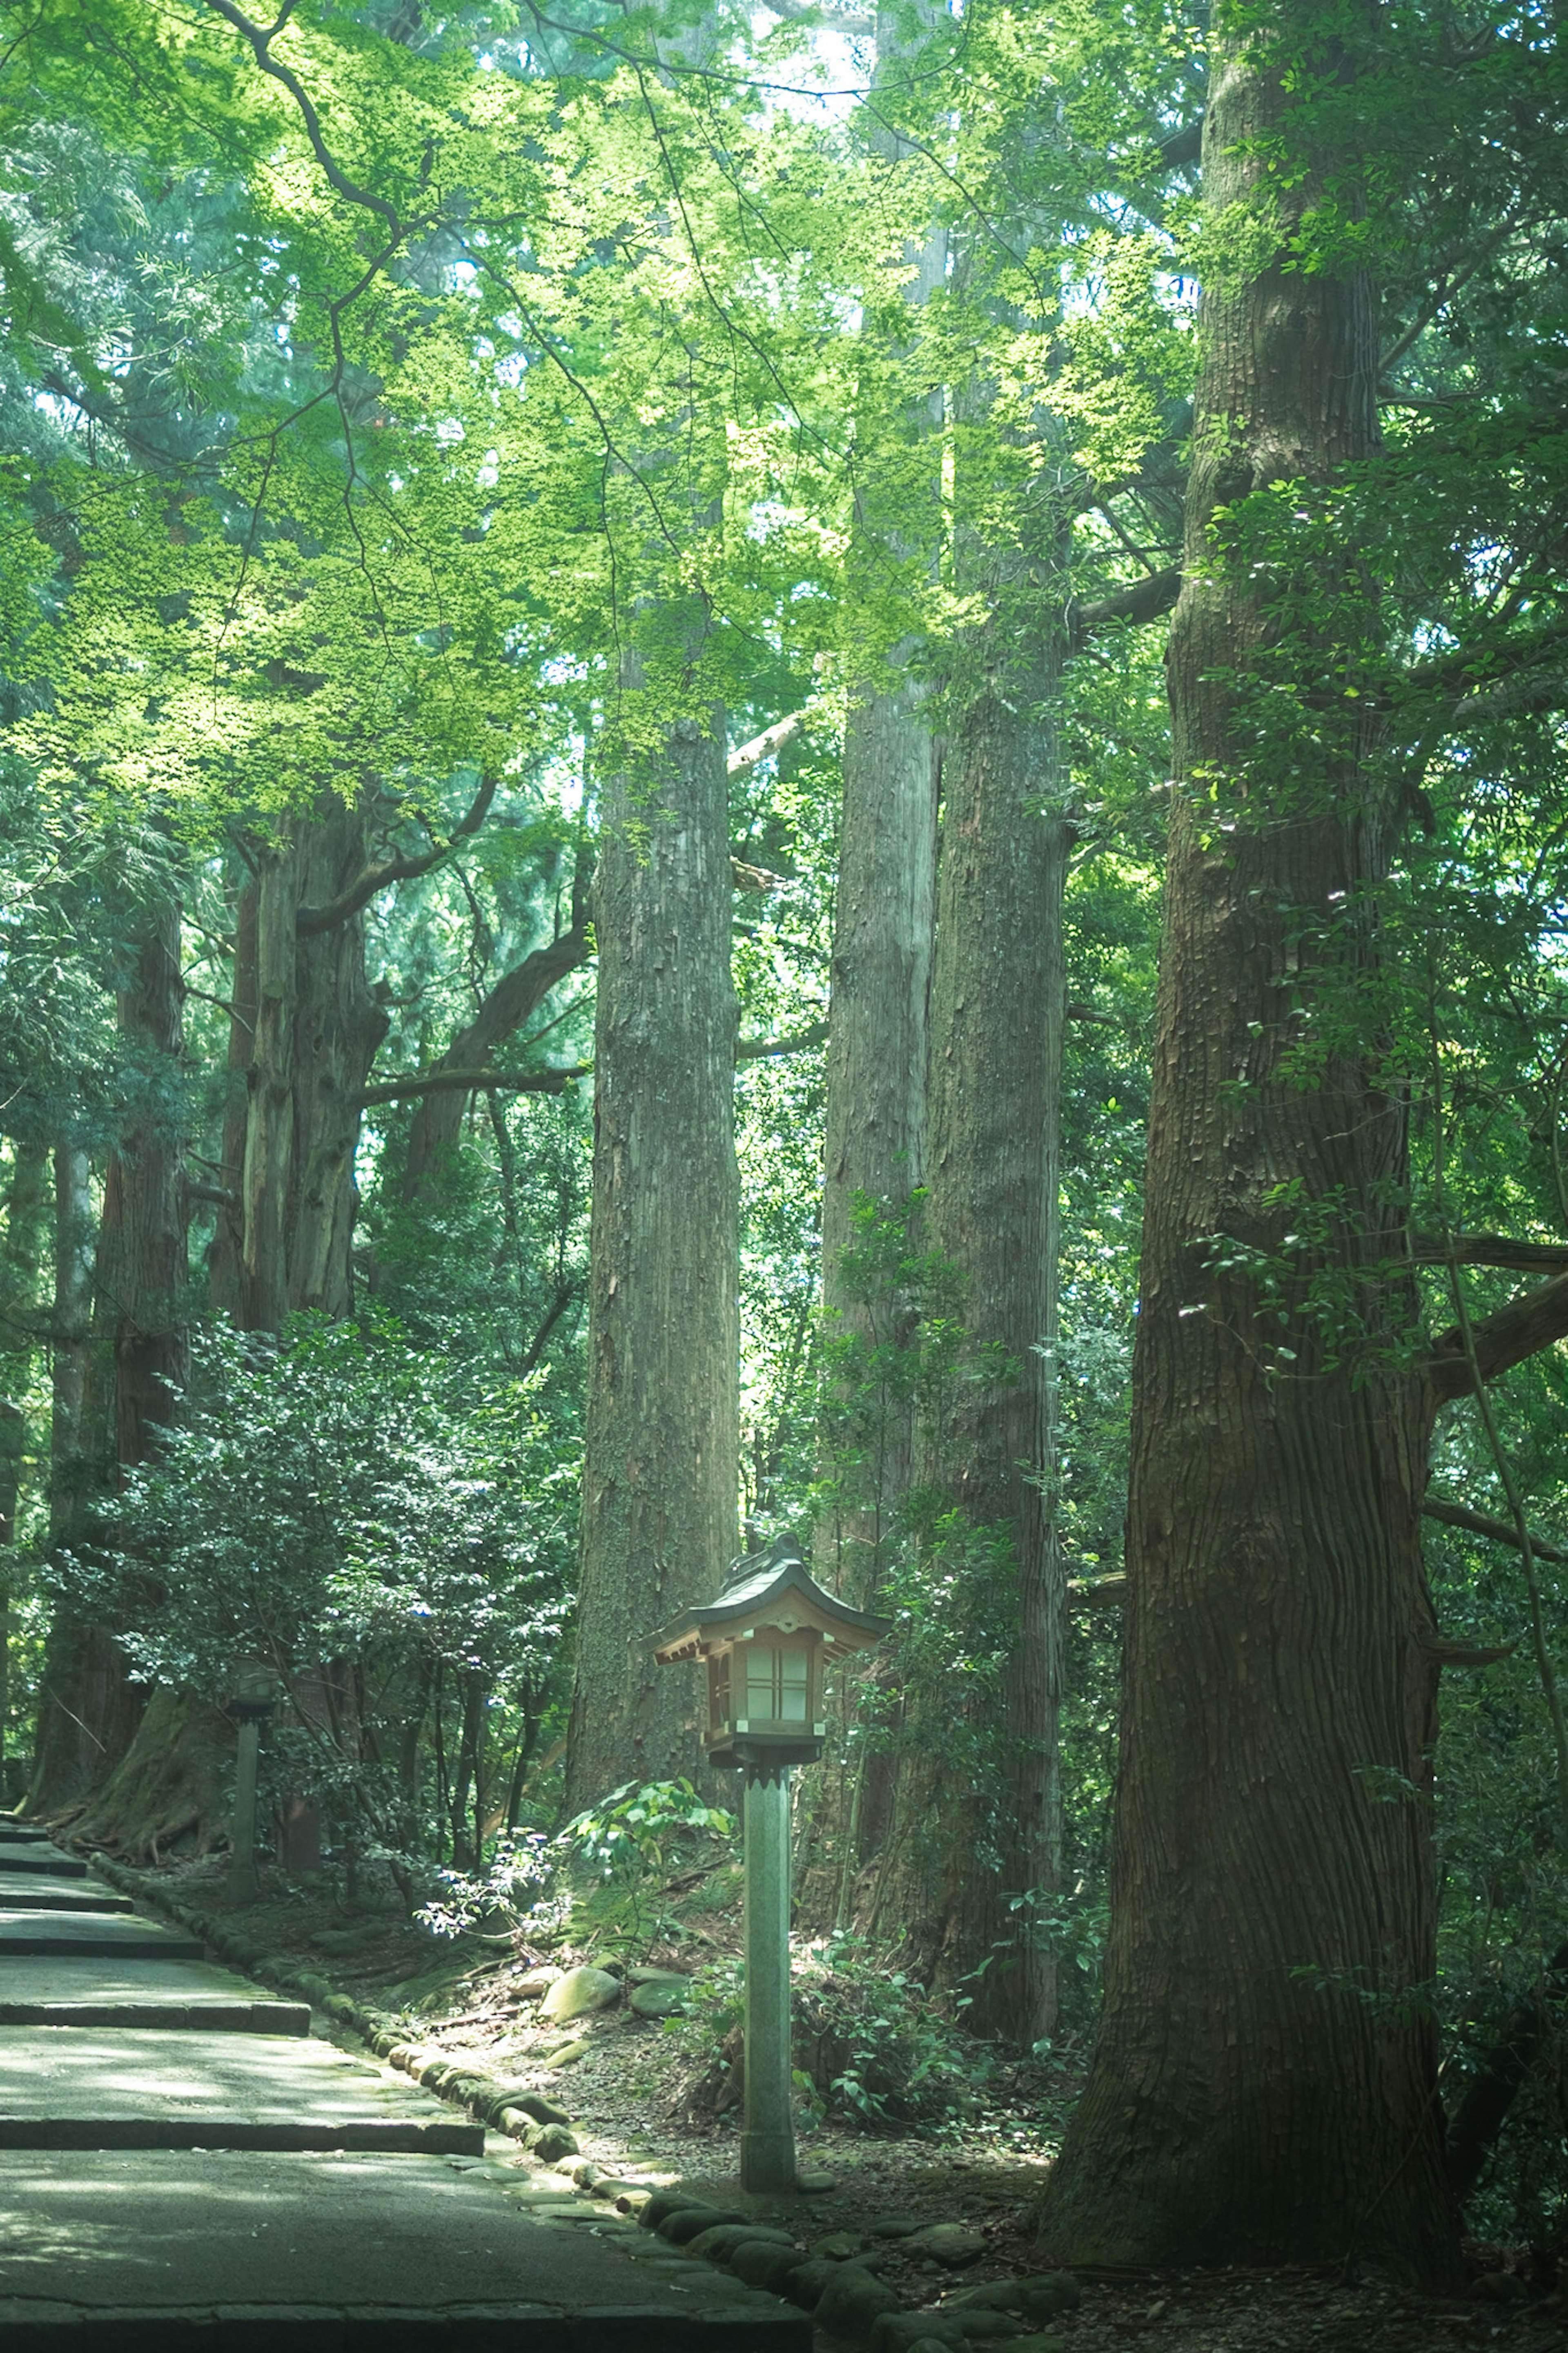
[652,1533,890,1665]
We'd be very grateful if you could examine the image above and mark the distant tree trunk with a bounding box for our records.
[212,799,389,1330]
[918,648,1069,2045]
[806,13,945,1913]
[0,1141,49,1775]
[1035,6,1462,2279]
[564,714,739,1812]
[401,865,590,1205]
[30,894,188,1823]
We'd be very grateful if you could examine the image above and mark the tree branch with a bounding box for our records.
[1071,567,1182,645]
[737,1020,826,1063]
[362,1018,825,1107]
[199,0,407,230]
[360,1064,592,1108]
[1412,1233,1568,1272]
[296,774,499,936]
[729,711,806,778]
[1427,1270,1568,1401]
[1421,1496,1568,1567]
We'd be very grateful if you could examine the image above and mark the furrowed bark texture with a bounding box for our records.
[920,662,1068,2045]
[0,1141,49,1775]
[30,902,188,1821]
[1035,12,1461,2283]
[564,716,739,1812]
[211,803,389,1331]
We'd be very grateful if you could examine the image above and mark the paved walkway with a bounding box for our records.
[0,1824,808,2348]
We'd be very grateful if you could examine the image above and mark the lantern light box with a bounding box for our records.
[653,1533,890,1772]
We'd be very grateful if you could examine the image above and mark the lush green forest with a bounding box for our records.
[3,0,1568,2289]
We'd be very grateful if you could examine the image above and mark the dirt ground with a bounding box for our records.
[125,1854,1568,2352]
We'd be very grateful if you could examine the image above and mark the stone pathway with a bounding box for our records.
[0,1823,808,2348]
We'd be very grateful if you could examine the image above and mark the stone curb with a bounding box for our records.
[90,1862,600,2178]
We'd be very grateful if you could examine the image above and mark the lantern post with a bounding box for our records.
[654,1534,888,2193]
[227,1666,281,1909]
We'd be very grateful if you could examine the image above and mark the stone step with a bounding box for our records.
[0,1952,306,2027]
[0,1878,134,1913]
[0,1841,88,1877]
[0,2025,486,2154]
[0,1909,205,1958]
[0,2149,808,2347]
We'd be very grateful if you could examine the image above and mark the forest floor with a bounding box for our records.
[120,1851,1568,2353]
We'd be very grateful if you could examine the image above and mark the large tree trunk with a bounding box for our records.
[0,1141,49,1780]
[97,801,388,1860]
[564,714,739,1812]
[29,897,189,1822]
[212,801,389,1330]
[1034,9,1461,2280]
[918,654,1069,2046]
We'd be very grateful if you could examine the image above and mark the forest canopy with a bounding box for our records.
[2,0,1568,2287]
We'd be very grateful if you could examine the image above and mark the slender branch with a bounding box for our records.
[728,711,806,776]
[198,0,405,230]
[1412,1233,1568,1272]
[737,1020,826,1063]
[1421,1496,1568,1568]
[1426,1270,1568,1401]
[360,1065,591,1108]
[361,1020,824,1107]
[296,774,498,937]
[1071,567,1182,645]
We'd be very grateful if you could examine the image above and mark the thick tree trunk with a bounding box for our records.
[30,897,189,1821]
[1034,11,1461,2281]
[213,801,389,1330]
[564,715,739,1812]
[919,660,1069,2046]
[0,1141,49,1774]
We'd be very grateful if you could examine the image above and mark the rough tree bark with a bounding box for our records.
[0,1141,49,1777]
[563,712,740,1812]
[918,644,1069,2045]
[1035,4,1465,2277]
[210,799,390,1329]
[30,898,188,1825]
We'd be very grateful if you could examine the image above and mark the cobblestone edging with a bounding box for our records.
[89,1862,599,2175]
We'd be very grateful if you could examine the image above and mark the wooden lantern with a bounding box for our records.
[653,1533,889,1772]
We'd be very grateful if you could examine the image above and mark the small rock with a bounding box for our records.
[797,2169,838,2192]
[903,2225,987,2269]
[1470,2272,1529,2304]
[1004,2339,1065,2353]
[626,1965,691,1985]
[544,2039,591,2068]
[730,2241,806,2293]
[541,1965,621,2022]
[658,2204,747,2245]
[529,2123,579,2163]
[639,2189,705,2230]
[783,2257,840,2312]
[506,2091,573,2128]
[688,2225,795,2262]
[869,2216,924,2240]
[869,2315,967,2353]
[951,2315,1027,2342]
[813,2230,866,2260]
[514,1967,562,1998]
[945,2277,1080,2321]
[615,2189,653,2215]
[569,2161,603,2188]
[628,1979,687,2018]
[813,2263,904,2337]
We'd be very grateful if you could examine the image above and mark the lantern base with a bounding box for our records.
[708,1731,825,1775]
